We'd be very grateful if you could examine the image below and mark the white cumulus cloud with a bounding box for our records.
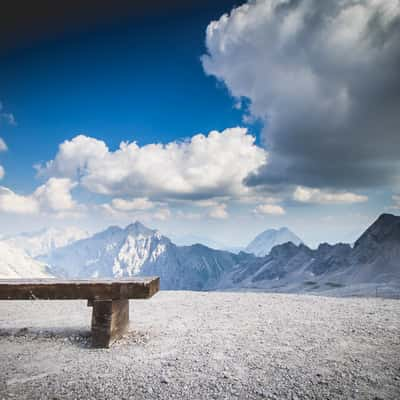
[40,128,267,200]
[255,203,285,215]
[293,186,368,205]
[0,187,40,214]
[0,178,79,215]
[33,178,78,212]
[192,199,230,219]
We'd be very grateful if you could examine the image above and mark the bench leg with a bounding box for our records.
[88,299,130,348]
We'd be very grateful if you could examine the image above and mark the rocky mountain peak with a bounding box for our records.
[354,213,400,248]
[96,225,122,239]
[124,221,156,237]
[269,241,302,258]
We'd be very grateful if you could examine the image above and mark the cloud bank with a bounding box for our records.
[41,128,267,200]
[202,0,400,190]
[293,186,368,205]
[0,178,79,215]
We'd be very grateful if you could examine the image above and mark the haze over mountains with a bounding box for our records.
[0,227,88,279]
[245,227,302,257]
[0,214,399,296]
[2,227,89,257]
[225,214,400,296]
[0,241,51,279]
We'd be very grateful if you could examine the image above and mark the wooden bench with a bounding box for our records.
[0,277,160,348]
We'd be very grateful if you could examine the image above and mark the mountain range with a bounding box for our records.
[221,214,400,295]
[42,222,253,290]
[0,214,399,296]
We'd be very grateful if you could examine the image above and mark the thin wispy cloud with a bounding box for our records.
[0,137,7,179]
[293,186,368,205]
[0,102,16,126]
[254,203,286,216]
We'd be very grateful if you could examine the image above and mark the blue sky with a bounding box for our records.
[0,2,249,191]
[0,0,399,247]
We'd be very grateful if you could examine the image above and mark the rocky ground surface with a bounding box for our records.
[0,291,399,400]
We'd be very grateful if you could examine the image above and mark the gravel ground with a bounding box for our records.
[0,291,399,400]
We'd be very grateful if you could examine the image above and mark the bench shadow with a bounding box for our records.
[0,327,92,348]
[0,327,150,349]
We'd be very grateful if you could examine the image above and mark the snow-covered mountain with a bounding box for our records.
[221,214,400,294]
[43,222,253,290]
[2,227,89,257]
[245,227,303,257]
[4,214,398,296]
[0,241,52,279]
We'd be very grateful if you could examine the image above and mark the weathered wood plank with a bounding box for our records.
[90,299,130,348]
[0,277,160,300]
[110,299,129,341]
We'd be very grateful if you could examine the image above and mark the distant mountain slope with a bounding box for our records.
[3,227,89,257]
[168,233,244,253]
[246,227,302,257]
[14,213,400,295]
[43,222,254,290]
[0,242,52,279]
[221,214,400,293]
[339,213,400,285]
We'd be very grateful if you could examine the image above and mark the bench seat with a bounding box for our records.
[0,277,160,348]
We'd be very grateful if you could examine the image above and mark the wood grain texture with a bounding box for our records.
[89,299,130,348]
[0,277,160,300]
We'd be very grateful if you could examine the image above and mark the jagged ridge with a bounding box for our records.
[223,214,400,292]
[43,221,255,290]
